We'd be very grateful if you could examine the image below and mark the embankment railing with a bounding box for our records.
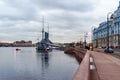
[73,50,90,80]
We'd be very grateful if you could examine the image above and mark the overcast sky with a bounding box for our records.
[0,0,119,43]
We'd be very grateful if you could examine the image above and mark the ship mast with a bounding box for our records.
[48,23,49,34]
[42,16,44,40]
[47,23,49,40]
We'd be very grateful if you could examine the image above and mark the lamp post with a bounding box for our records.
[84,35,86,48]
[118,22,120,48]
[84,32,88,48]
[91,27,94,44]
[107,12,114,52]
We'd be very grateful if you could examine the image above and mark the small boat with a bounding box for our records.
[16,48,21,51]
[46,47,50,51]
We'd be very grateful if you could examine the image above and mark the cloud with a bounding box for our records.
[33,0,99,12]
[0,0,119,43]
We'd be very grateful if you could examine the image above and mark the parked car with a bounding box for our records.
[104,47,114,53]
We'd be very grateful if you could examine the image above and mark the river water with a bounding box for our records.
[0,47,79,80]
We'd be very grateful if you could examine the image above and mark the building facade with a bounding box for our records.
[92,1,120,48]
[13,40,34,47]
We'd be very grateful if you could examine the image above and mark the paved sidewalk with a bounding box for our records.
[90,51,120,80]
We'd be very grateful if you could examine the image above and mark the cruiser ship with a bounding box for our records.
[36,17,52,52]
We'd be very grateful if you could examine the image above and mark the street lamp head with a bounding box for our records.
[107,12,114,20]
[110,14,114,19]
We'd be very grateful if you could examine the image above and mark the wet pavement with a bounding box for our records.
[90,51,120,80]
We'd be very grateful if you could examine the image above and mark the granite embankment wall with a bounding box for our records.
[64,47,87,62]
[64,47,90,80]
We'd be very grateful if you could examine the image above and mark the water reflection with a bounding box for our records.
[0,47,79,80]
[14,50,17,61]
[14,49,21,59]
[36,52,50,79]
[36,52,49,67]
